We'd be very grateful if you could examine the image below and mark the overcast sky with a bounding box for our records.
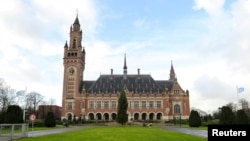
[0,0,249,114]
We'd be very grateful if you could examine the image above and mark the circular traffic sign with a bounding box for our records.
[29,114,36,121]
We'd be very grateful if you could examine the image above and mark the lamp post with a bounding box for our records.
[179,113,182,127]
[173,115,176,125]
[23,108,28,123]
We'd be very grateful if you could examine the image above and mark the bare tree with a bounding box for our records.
[239,98,249,110]
[25,91,44,113]
[226,102,237,112]
[0,79,16,111]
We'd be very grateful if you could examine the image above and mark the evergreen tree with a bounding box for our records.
[116,89,128,125]
[236,109,249,124]
[0,111,6,124]
[44,111,56,127]
[219,106,236,124]
[5,105,23,123]
[188,110,201,127]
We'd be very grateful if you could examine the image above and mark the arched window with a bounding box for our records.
[73,39,76,48]
[174,104,180,114]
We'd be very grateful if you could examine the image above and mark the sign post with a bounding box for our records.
[29,114,36,137]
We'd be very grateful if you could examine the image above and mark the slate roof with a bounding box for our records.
[82,74,174,94]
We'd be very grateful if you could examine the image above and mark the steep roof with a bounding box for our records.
[83,74,174,94]
[73,16,80,25]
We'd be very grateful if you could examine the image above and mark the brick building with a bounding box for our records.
[61,16,190,121]
[38,105,62,120]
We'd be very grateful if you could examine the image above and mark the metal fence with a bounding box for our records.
[0,124,28,141]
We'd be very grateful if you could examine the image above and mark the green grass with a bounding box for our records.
[16,126,206,141]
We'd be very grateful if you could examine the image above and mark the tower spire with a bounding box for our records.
[64,41,68,48]
[169,60,177,81]
[73,15,80,26]
[123,53,127,79]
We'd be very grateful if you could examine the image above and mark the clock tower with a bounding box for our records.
[61,15,85,119]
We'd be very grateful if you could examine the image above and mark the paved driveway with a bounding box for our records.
[160,125,207,138]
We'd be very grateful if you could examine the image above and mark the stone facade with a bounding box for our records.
[61,16,190,121]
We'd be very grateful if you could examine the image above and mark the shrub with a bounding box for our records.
[29,119,44,127]
[44,111,56,127]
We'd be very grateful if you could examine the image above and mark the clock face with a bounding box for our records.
[68,67,75,76]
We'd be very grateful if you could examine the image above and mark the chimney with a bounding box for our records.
[138,68,140,76]
[111,68,113,75]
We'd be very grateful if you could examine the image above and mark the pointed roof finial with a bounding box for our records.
[73,10,80,26]
[123,53,127,69]
[123,53,127,79]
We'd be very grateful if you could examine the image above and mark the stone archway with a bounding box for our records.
[149,113,154,120]
[96,113,102,120]
[141,113,147,120]
[134,113,139,120]
[104,113,109,121]
[111,113,116,120]
[67,113,72,121]
[156,113,162,120]
[88,113,94,120]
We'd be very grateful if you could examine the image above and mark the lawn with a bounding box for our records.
[16,126,206,141]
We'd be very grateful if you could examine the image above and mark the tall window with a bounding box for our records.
[134,101,139,108]
[141,101,146,108]
[174,90,180,94]
[174,104,180,114]
[73,39,76,48]
[156,101,161,108]
[111,101,116,108]
[67,102,72,110]
[89,101,94,109]
[149,101,154,108]
[104,101,109,109]
[96,101,101,108]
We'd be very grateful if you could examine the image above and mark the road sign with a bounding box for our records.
[29,114,36,121]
